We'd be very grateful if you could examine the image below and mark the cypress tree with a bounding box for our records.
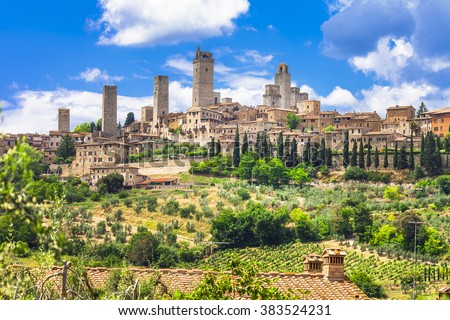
[374,146,379,170]
[319,138,326,166]
[261,131,269,158]
[255,132,261,157]
[209,137,215,158]
[366,139,372,168]
[351,140,358,167]
[393,142,399,169]
[291,138,298,165]
[311,142,319,167]
[326,147,332,167]
[445,136,450,152]
[241,132,249,155]
[358,139,365,169]
[409,131,415,170]
[277,131,284,160]
[303,138,311,164]
[343,130,350,168]
[434,137,443,175]
[232,130,240,167]
[383,141,389,169]
[284,136,291,164]
[215,139,221,156]
[420,133,425,166]
[398,145,408,169]
[423,132,438,175]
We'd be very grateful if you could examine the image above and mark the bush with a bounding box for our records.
[161,198,180,215]
[343,167,367,181]
[384,186,402,200]
[236,188,251,200]
[124,199,133,208]
[95,220,107,236]
[114,209,123,221]
[186,222,196,233]
[435,175,450,195]
[349,271,387,299]
[366,171,391,183]
[118,190,129,199]
[146,195,158,212]
[97,173,124,194]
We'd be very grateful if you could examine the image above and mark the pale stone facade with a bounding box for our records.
[153,75,169,132]
[274,63,292,109]
[141,106,153,122]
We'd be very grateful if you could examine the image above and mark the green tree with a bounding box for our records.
[350,272,387,299]
[366,139,372,168]
[126,231,160,266]
[358,139,365,169]
[290,209,317,242]
[398,145,408,169]
[90,122,96,132]
[284,136,291,163]
[209,137,215,158]
[56,134,76,162]
[215,139,221,155]
[319,138,326,165]
[351,140,357,167]
[374,146,379,170]
[416,101,428,118]
[97,173,124,194]
[353,204,372,242]
[241,132,248,155]
[277,131,284,160]
[343,130,350,168]
[326,147,332,167]
[236,153,257,181]
[232,130,240,167]
[73,122,91,133]
[96,118,102,131]
[289,166,311,185]
[286,113,301,130]
[393,142,399,169]
[311,142,319,167]
[290,138,298,166]
[124,112,135,126]
[267,158,287,186]
[420,133,425,166]
[321,125,335,132]
[383,141,389,169]
[409,131,415,170]
[303,138,311,164]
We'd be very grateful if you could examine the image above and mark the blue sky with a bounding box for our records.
[1,0,450,133]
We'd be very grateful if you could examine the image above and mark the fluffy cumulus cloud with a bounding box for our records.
[96,0,250,46]
[0,81,193,134]
[300,84,358,109]
[235,50,273,65]
[73,67,124,83]
[349,36,414,82]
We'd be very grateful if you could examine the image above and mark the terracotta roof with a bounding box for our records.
[137,177,178,185]
[45,267,368,300]
[438,286,450,293]
[426,107,450,115]
[387,105,415,110]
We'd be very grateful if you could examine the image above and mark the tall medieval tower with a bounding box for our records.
[58,108,70,133]
[274,63,292,109]
[102,85,117,136]
[192,46,214,108]
[153,75,169,127]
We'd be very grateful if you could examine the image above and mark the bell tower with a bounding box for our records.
[274,62,292,109]
[192,46,214,108]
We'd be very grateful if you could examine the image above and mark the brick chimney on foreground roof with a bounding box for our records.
[322,248,346,281]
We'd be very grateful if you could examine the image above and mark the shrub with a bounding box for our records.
[90,192,101,202]
[435,175,450,195]
[384,186,402,200]
[343,167,367,181]
[114,209,123,221]
[118,190,129,199]
[95,220,107,236]
[413,165,426,180]
[97,173,124,194]
[124,199,132,208]
[161,198,180,215]
[366,171,391,183]
[186,222,196,233]
[134,202,145,214]
[146,195,158,212]
[236,188,251,200]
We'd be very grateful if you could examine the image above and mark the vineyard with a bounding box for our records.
[186,242,449,285]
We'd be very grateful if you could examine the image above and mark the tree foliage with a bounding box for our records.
[97,173,124,194]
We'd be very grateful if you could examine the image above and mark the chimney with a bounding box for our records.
[322,248,346,281]
[303,254,323,274]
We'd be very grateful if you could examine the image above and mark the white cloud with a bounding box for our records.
[326,0,353,14]
[96,0,250,46]
[421,57,450,73]
[0,82,193,134]
[359,82,438,116]
[73,67,124,83]
[349,36,414,82]
[299,85,357,109]
[235,50,273,65]
[164,57,192,76]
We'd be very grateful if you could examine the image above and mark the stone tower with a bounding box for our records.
[102,85,117,136]
[192,46,214,108]
[141,106,153,122]
[274,63,291,109]
[58,108,70,133]
[153,75,169,125]
[263,84,281,108]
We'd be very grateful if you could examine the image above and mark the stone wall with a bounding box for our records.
[58,108,70,133]
[101,85,117,136]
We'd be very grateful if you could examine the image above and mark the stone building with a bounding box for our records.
[274,63,292,109]
[192,46,214,108]
[152,75,169,133]
[141,106,153,122]
[423,107,450,137]
[58,108,70,133]
[101,85,118,136]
